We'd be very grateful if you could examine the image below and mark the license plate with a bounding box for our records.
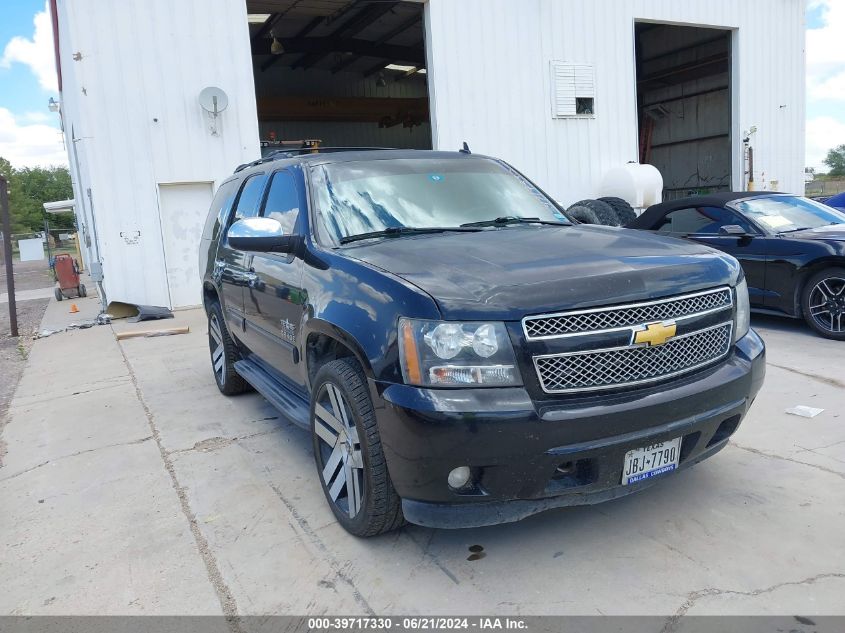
[622,437,682,485]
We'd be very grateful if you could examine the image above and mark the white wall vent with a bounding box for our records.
[550,62,595,118]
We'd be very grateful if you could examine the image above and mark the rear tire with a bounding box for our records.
[54,288,63,302]
[801,268,845,340]
[207,301,250,395]
[310,358,404,537]
[570,199,620,226]
[598,196,638,226]
[78,284,87,298]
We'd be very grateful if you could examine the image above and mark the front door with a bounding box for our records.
[215,172,268,339]
[657,205,769,308]
[242,169,307,391]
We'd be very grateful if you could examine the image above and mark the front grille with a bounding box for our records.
[534,322,733,393]
[523,287,732,339]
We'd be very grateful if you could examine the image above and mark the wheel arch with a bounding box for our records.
[793,257,845,316]
[303,319,376,390]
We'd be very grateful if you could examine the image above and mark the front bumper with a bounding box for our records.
[370,330,765,529]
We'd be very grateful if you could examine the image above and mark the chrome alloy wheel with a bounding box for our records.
[209,312,226,386]
[808,276,845,334]
[314,383,364,518]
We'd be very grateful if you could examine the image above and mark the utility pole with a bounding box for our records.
[0,175,18,337]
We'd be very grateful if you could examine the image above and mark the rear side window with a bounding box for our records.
[232,174,268,223]
[657,206,755,235]
[261,171,300,234]
[202,179,238,241]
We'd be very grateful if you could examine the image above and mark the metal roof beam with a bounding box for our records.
[292,1,399,70]
[330,13,421,74]
[254,37,424,65]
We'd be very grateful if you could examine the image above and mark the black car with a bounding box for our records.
[200,149,764,536]
[628,192,845,340]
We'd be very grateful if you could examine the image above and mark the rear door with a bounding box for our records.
[214,172,269,338]
[241,169,307,391]
[656,206,769,308]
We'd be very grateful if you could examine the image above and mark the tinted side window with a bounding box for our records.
[657,206,754,235]
[261,171,300,234]
[202,179,238,241]
[232,174,268,223]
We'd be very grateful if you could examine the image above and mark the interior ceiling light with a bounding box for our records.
[385,63,417,72]
[270,31,284,55]
[247,13,272,23]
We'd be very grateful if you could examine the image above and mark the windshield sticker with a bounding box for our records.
[428,174,444,182]
[756,215,791,229]
[553,211,567,221]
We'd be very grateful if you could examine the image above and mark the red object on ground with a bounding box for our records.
[53,253,86,300]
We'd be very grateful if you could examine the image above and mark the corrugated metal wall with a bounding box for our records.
[56,0,260,308]
[425,0,805,206]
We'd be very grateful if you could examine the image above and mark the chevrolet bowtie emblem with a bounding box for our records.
[633,321,677,347]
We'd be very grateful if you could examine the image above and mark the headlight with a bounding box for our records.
[399,318,522,387]
[734,278,750,342]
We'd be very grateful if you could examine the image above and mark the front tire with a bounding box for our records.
[207,302,250,395]
[802,268,845,340]
[310,358,404,537]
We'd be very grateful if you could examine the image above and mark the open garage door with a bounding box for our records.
[636,23,733,200]
[246,1,430,154]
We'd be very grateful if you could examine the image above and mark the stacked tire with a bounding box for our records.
[566,197,637,227]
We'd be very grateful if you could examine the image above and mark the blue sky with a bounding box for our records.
[2,0,845,171]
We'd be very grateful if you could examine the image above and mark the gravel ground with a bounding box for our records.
[0,257,54,465]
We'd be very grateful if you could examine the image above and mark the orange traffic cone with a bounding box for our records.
[69,304,79,314]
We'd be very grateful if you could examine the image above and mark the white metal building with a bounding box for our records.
[50,0,806,309]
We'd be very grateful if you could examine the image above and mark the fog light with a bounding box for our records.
[447,466,472,490]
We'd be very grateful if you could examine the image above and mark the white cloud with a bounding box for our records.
[807,0,845,102]
[0,107,67,168]
[0,1,58,92]
[806,116,845,172]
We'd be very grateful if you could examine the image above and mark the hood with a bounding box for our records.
[786,224,845,241]
[344,225,741,319]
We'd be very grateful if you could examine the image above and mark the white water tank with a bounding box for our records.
[599,163,663,210]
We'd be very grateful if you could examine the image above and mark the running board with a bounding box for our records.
[234,360,310,429]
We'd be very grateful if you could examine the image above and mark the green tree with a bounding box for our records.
[823,144,845,177]
[0,157,74,234]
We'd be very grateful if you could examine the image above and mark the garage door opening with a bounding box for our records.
[635,23,733,200]
[246,1,431,155]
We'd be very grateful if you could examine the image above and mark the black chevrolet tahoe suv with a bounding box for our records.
[199,148,765,536]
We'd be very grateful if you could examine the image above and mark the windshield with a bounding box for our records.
[310,158,567,245]
[734,195,845,233]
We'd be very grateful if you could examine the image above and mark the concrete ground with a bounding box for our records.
[0,298,843,617]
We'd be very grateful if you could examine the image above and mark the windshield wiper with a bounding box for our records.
[460,216,569,228]
[777,226,813,234]
[339,226,481,245]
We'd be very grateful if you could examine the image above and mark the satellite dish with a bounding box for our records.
[199,87,229,115]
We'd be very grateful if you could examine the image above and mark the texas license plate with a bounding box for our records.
[622,437,682,485]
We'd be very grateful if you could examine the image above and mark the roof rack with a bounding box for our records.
[234,147,398,173]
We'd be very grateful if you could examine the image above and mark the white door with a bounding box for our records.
[158,182,214,308]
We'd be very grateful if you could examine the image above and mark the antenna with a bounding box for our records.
[460,142,471,154]
[198,87,229,136]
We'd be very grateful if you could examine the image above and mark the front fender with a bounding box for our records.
[300,248,441,384]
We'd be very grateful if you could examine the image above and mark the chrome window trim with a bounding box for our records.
[533,321,734,394]
[522,286,734,341]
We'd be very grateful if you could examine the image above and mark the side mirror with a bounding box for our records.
[227,217,299,253]
[719,225,754,238]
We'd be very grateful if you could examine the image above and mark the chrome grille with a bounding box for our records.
[523,287,733,339]
[534,323,733,394]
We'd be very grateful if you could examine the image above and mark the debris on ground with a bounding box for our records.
[115,325,190,341]
[785,405,825,418]
[106,301,174,323]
